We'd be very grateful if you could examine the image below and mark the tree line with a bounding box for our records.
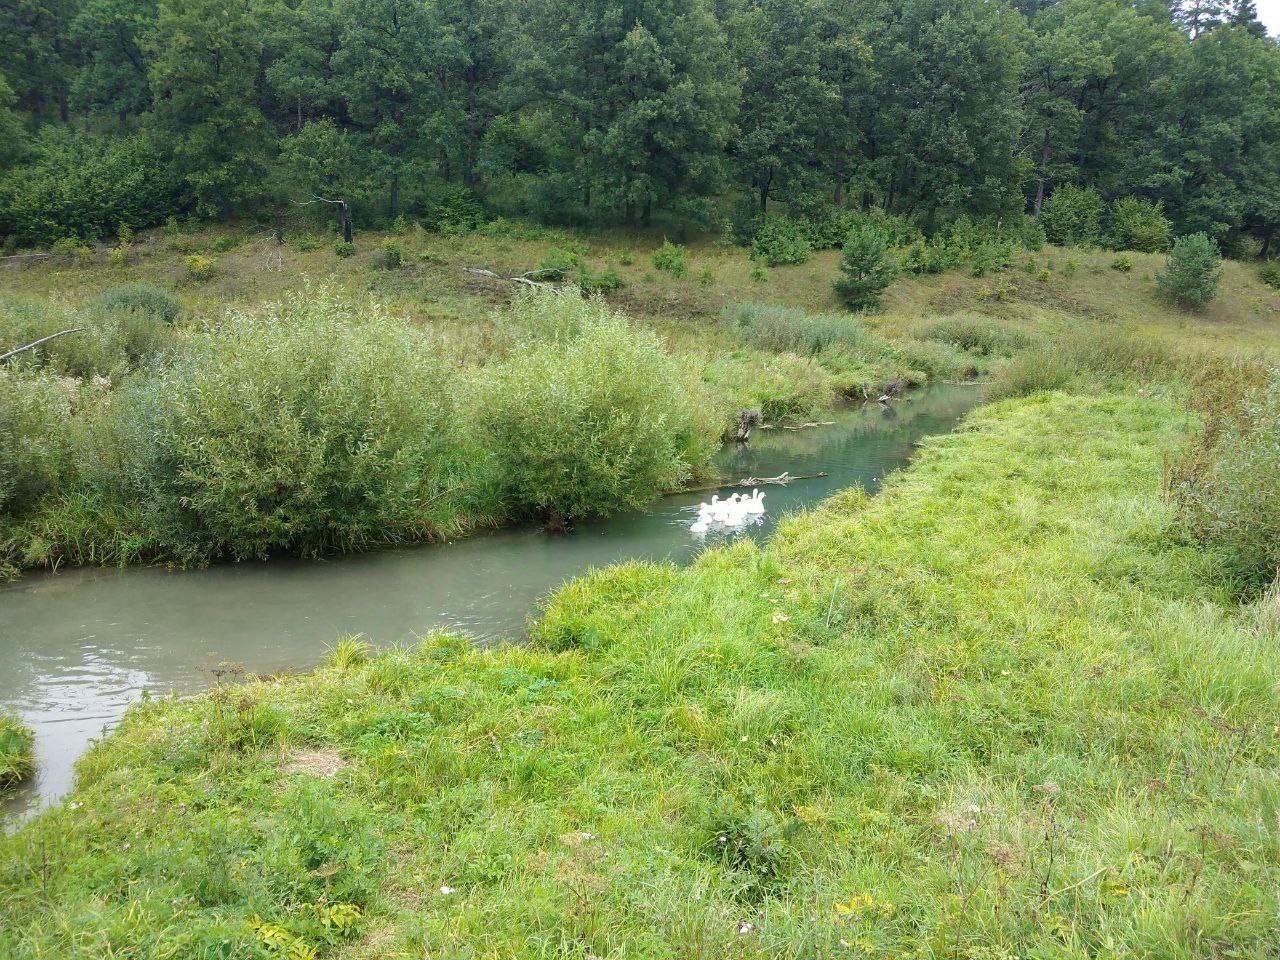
[0,0,1277,253]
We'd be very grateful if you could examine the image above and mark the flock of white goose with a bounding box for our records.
[689,489,766,535]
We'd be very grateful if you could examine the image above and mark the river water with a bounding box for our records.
[1,383,978,819]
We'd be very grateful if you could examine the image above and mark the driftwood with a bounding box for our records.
[877,377,907,403]
[680,471,829,495]
[761,420,836,431]
[0,327,85,363]
[462,266,556,290]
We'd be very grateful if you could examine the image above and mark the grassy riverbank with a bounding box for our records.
[3,383,1276,957]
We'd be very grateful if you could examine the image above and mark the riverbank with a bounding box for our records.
[0,280,977,579]
[3,384,1276,957]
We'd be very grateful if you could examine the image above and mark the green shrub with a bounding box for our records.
[210,234,242,253]
[578,265,624,295]
[1157,233,1222,310]
[834,223,896,309]
[289,234,323,252]
[0,368,74,520]
[891,338,977,381]
[900,239,956,276]
[0,297,169,377]
[697,350,832,423]
[651,240,687,277]
[537,247,581,280]
[915,313,1030,357]
[1110,254,1134,273]
[333,241,356,258]
[50,237,93,262]
[0,713,35,790]
[1040,185,1104,247]
[95,284,181,324]
[184,255,216,281]
[113,289,469,561]
[471,295,717,522]
[968,241,1013,277]
[750,217,812,266]
[1107,197,1171,252]
[375,241,402,270]
[1258,260,1280,289]
[1172,373,1280,595]
[726,302,887,357]
[0,128,179,245]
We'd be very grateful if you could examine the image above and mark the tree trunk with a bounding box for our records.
[642,197,652,227]
[389,177,399,217]
[297,97,303,131]
[758,179,769,214]
[340,202,353,243]
[833,175,845,206]
[1033,137,1052,216]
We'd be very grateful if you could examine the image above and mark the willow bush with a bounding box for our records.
[0,368,75,521]
[471,297,721,523]
[1172,370,1280,596]
[114,289,473,561]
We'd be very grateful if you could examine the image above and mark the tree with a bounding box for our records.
[146,0,268,215]
[1226,0,1268,37]
[1132,25,1280,243]
[1157,232,1222,308]
[727,0,868,214]
[835,222,897,309]
[1172,1,1226,37]
[68,0,154,126]
[864,0,1030,226]
[518,0,738,222]
[0,0,76,119]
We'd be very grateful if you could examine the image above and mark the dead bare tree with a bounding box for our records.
[294,195,353,243]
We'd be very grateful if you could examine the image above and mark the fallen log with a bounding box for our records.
[462,266,555,290]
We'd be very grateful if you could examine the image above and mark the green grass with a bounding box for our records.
[0,714,34,791]
[3,388,1277,957]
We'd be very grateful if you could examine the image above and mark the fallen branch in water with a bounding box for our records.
[1,327,85,363]
[679,471,828,495]
[759,420,836,431]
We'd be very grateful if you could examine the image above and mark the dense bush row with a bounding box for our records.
[0,290,734,570]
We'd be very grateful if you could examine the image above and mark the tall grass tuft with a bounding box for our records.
[0,713,35,790]
[726,302,888,357]
[915,313,1032,357]
[1170,366,1280,595]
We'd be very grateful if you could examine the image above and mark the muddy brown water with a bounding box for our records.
[1,384,979,820]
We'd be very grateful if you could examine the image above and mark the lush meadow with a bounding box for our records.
[2,370,1278,957]
[2,220,1280,956]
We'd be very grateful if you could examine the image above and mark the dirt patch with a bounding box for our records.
[280,747,347,778]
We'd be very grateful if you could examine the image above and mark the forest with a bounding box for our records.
[1,0,1278,252]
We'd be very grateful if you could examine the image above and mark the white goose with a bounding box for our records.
[743,489,766,515]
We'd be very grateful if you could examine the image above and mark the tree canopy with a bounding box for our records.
[1,0,1278,250]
